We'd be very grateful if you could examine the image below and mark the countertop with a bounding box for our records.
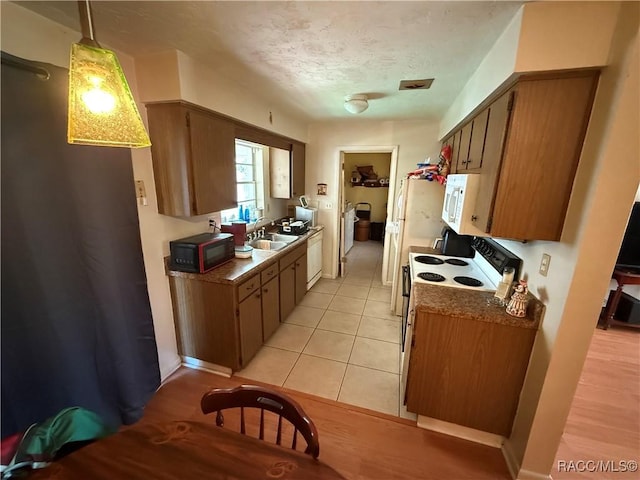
[408,244,542,329]
[166,226,324,285]
[409,244,441,255]
[413,283,543,330]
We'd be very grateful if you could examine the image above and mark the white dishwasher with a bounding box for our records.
[306,229,323,290]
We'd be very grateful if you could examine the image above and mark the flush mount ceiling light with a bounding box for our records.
[344,94,369,114]
[68,0,151,148]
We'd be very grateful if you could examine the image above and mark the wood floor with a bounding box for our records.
[140,368,512,479]
[553,326,640,479]
[139,326,638,479]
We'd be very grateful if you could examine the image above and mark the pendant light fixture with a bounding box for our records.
[68,0,151,148]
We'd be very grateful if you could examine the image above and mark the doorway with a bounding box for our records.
[337,146,398,281]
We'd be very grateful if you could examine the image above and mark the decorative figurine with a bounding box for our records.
[506,280,529,318]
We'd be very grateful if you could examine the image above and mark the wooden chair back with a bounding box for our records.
[200,385,320,459]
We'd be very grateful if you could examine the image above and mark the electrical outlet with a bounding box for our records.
[134,180,146,199]
[135,180,148,206]
[539,253,551,276]
[325,202,333,209]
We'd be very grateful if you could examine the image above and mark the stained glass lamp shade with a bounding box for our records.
[67,2,150,148]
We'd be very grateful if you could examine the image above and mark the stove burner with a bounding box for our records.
[454,276,483,287]
[445,258,469,266]
[414,255,444,265]
[418,272,446,282]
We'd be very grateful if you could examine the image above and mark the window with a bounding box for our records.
[220,140,264,223]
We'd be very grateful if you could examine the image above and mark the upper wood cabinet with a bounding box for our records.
[291,142,306,198]
[456,122,473,171]
[466,108,489,170]
[146,102,236,216]
[147,100,307,215]
[270,147,292,199]
[442,134,456,174]
[442,70,599,241]
[270,142,306,199]
[472,90,513,234]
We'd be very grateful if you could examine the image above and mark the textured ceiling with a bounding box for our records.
[15,1,523,122]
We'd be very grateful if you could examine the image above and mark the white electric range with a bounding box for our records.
[409,253,497,291]
[401,237,522,352]
[400,237,523,407]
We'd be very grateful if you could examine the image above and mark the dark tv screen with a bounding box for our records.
[616,202,640,269]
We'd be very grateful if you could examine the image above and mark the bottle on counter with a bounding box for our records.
[502,266,515,285]
[238,205,244,221]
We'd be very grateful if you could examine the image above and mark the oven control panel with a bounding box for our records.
[472,237,522,281]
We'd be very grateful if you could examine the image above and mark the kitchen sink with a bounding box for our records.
[249,239,288,251]
[265,233,299,244]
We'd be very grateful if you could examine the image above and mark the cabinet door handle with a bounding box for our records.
[471,215,478,221]
[267,271,273,276]
[256,293,261,299]
[263,288,269,293]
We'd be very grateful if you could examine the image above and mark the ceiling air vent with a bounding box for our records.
[399,78,434,90]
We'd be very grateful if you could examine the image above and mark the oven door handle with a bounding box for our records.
[402,265,411,297]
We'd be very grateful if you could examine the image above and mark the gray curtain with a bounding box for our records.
[1,52,160,437]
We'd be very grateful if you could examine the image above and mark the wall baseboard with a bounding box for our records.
[502,440,552,480]
[416,415,504,447]
[182,356,232,377]
[502,439,520,480]
[159,358,182,383]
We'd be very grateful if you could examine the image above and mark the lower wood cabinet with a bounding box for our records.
[279,242,308,322]
[168,241,309,372]
[262,276,280,341]
[239,287,263,365]
[406,309,536,436]
[169,260,279,371]
[280,262,296,322]
[168,277,239,369]
[295,253,307,305]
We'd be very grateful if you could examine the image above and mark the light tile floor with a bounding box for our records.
[236,240,416,419]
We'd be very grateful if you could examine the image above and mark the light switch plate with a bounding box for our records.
[539,253,551,276]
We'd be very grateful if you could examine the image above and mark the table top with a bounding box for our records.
[30,420,346,480]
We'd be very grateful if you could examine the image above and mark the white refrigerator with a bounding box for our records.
[390,178,446,315]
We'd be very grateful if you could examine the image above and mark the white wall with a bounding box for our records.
[1,3,310,382]
[439,2,620,140]
[439,2,638,478]
[509,12,639,475]
[515,2,618,73]
[306,120,442,278]
[439,7,522,138]
[135,50,308,143]
[0,2,183,379]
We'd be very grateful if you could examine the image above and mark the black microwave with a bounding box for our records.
[170,232,235,273]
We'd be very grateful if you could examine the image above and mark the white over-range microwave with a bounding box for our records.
[441,174,485,236]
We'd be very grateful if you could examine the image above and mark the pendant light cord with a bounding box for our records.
[85,0,94,40]
[78,0,100,47]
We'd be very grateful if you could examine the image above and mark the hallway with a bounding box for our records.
[236,240,411,418]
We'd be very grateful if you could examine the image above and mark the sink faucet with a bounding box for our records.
[249,216,274,233]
